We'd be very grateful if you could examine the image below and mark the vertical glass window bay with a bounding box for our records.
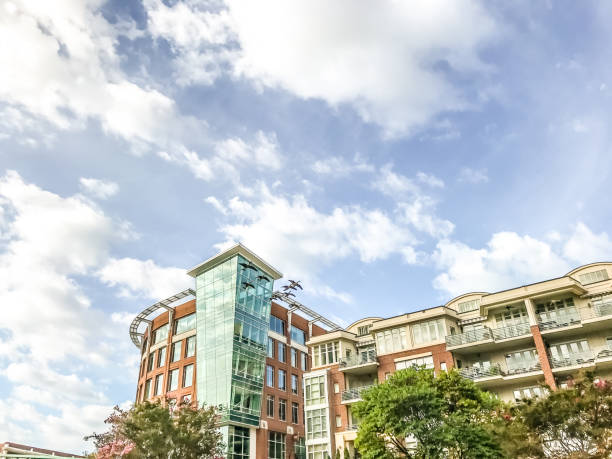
[174,313,196,335]
[305,375,326,405]
[306,408,328,440]
[152,323,169,345]
[270,315,285,335]
[411,319,445,346]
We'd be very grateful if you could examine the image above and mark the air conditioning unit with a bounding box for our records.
[260,420,268,429]
[287,426,294,435]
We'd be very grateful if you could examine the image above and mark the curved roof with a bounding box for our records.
[129,288,195,348]
[565,261,612,277]
[444,291,489,308]
[345,316,383,331]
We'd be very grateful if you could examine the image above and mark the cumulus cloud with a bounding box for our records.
[142,0,499,137]
[311,154,374,177]
[79,177,119,199]
[432,223,612,298]
[97,257,192,299]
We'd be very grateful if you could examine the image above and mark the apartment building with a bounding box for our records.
[303,262,612,459]
[131,244,329,459]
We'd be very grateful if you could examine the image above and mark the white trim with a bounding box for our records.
[394,351,432,362]
[269,330,287,343]
[172,329,196,342]
[291,342,308,354]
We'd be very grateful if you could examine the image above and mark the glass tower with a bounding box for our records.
[189,245,281,458]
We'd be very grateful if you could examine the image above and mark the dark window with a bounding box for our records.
[278,342,286,363]
[266,365,274,387]
[266,395,274,417]
[291,348,297,367]
[291,374,299,395]
[278,369,286,391]
[279,399,286,421]
[267,337,274,358]
[292,402,299,424]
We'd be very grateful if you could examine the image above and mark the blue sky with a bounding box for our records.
[2,0,612,453]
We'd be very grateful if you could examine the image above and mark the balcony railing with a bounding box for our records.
[446,327,493,347]
[595,346,612,360]
[459,363,504,380]
[339,351,377,369]
[549,352,594,368]
[537,310,581,330]
[505,361,541,375]
[491,322,531,341]
[341,385,375,402]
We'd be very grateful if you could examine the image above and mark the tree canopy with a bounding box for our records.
[85,400,224,459]
[352,368,504,459]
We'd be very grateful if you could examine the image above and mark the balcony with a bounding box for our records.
[505,361,542,376]
[341,385,375,403]
[446,327,493,348]
[491,322,531,341]
[459,364,504,381]
[549,352,595,369]
[339,352,378,374]
[538,310,581,331]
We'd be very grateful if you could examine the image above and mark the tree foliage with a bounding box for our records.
[501,372,612,458]
[352,368,504,459]
[85,400,224,459]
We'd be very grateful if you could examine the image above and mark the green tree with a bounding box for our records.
[85,400,224,459]
[503,372,612,458]
[352,368,503,459]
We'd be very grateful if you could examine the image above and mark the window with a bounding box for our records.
[270,315,285,335]
[313,341,339,367]
[268,431,285,459]
[505,349,539,373]
[278,399,286,421]
[375,327,408,354]
[147,353,155,372]
[579,269,609,285]
[513,386,547,401]
[278,342,286,363]
[333,382,339,393]
[411,319,445,345]
[185,336,195,358]
[182,364,194,388]
[278,369,286,391]
[307,444,329,459]
[535,298,577,320]
[291,374,299,394]
[266,395,274,417]
[395,355,434,370]
[457,299,480,313]
[306,408,328,440]
[494,307,528,327]
[174,313,196,335]
[228,425,250,459]
[267,337,275,358]
[171,341,182,362]
[301,352,308,371]
[335,415,342,427]
[291,348,298,367]
[291,327,306,345]
[549,340,591,364]
[157,346,166,367]
[292,402,299,424]
[152,324,169,344]
[440,362,447,371]
[168,368,179,391]
[305,375,326,405]
[357,325,371,336]
[266,365,274,387]
[154,374,163,395]
[144,378,152,399]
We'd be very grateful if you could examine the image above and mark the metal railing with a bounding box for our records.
[341,384,375,402]
[491,322,531,341]
[446,327,493,347]
[505,361,542,375]
[537,310,581,330]
[339,351,377,369]
[549,352,594,368]
[459,363,504,380]
[595,347,612,360]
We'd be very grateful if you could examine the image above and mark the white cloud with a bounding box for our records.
[398,198,454,239]
[209,184,420,302]
[432,223,612,298]
[97,257,192,300]
[416,172,444,188]
[311,154,374,177]
[458,167,489,183]
[372,164,420,197]
[0,0,191,152]
[141,0,499,137]
[79,177,119,199]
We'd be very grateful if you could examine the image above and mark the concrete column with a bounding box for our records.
[524,298,538,326]
[249,427,257,459]
[530,325,557,390]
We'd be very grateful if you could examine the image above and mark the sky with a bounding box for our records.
[2,0,612,453]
